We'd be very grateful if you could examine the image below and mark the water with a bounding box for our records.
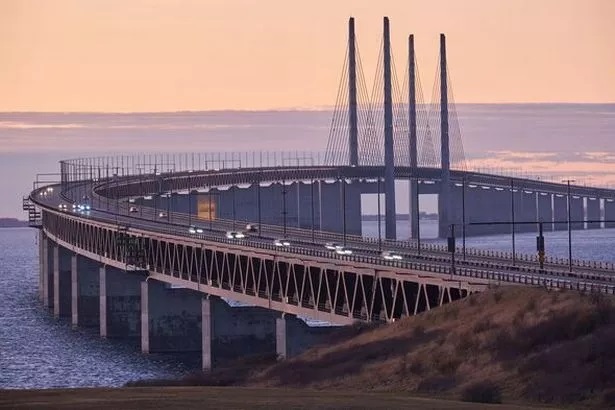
[0,228,194,389]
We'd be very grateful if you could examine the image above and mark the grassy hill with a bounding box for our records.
[246,286,615,407]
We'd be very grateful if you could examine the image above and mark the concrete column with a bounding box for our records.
[571,196,584,230]
[71,254,78,327]
[276,315,288,360]
[53,245,59,317]
[38,231,44,302]
[53,246,72,319]
[99,265,107,337]
[605,199,615,228]
[141,279,201,354]
[44,239,53,309]
[537,193,553,232]
[202,297,212,370]
[553,194,567,231]
[141,281,149,353]
[586,197,600,229]
[77,257,100,328]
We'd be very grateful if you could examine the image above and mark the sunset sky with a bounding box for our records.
[1,0,613,112]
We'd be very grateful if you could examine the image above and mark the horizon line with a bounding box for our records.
[1,102,614,115]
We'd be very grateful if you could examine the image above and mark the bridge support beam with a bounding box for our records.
[53,245,71,319]
[586,197,600,229]
[141,280,201,354]
[99,266,143,341]
[70,256,100,328]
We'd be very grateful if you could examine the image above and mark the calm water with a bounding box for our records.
[2,221,615,388]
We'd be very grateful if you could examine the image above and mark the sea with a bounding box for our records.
[1,105,615,388]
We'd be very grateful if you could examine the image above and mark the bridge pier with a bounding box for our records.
[553,194,567,231]
[53,245,72,319]
[141,280,201,354]
[38,230,47,304]
[571,196,584,230]
[586,197,600,229]
[99,266,143,341]
[537,193,553,231]
[276,314,336,359]
[70,255,100,328]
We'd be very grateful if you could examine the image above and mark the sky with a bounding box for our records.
[1,0,614,112]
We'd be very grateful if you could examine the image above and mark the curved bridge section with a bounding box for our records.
[27,155,615,369]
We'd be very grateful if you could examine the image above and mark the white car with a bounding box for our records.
[245,223,258,232]
[158,211,167,218]
[274,238,291,247]
[335,247,353,256]
[188,226,204,234]
[382,251,403,261]
[129,206,138,213]
[325,242,343,251]
[58,203,68,211]
[225,231,246,239]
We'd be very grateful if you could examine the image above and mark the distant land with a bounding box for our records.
[362,212,438,221]
[0,218,29,228]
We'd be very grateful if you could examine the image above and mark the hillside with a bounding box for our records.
[247,286,615,407]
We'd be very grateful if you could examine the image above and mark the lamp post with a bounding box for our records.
[311,179,315,244]
[282,178,287,237]
[341,177,347,247]
[416,178,421,256]
[563,179,576,272]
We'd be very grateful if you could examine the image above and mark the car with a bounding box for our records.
[225,231,246,239]
[188,226,204,234]
[245,223,258,232]
[382,251,403,261]
[324,242,343,251]
[335,247,353,255]
[129,206,138,213]
[158,211,167,218]
[274,238,291,247]
[58,203,68,211]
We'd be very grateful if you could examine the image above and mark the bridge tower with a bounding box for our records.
[383,17,397,240]
[438,33,452,238]
[408,34,419,239]
[348,17,359,166]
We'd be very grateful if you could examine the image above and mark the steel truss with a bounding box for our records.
[42,210,483,325]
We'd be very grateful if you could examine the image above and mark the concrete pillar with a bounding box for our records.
[586,197,600,229]
[51,245,72,319]
[275,314,337,359]
[77,257,100,328]
[71,254,78,327]
[39,231,47,303]
[383,17,397,240]
[571,196,584,230]
[99,265,107,337]
[553,194,567,231]
[99,266,143,340]
[276,315,287,360]
[606,199,615,228]
[202,297,213,370]
[537,193,553,232]
[141,280,202,354]
[53,245,59,317]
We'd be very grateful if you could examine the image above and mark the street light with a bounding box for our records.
[377,176,382,252]
[461,176,466,261]
[510,178,516,266]
[563,179,576,272]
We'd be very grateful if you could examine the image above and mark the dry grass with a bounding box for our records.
[244,286,615,408]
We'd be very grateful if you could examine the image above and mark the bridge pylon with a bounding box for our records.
[383,16,397,240]
[438,33,452,238]
[348,17,359,166]
[408,34,419,239]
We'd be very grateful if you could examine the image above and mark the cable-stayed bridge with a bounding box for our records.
[23,17,615,370]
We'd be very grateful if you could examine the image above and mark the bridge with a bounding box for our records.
[24,17,615,370]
